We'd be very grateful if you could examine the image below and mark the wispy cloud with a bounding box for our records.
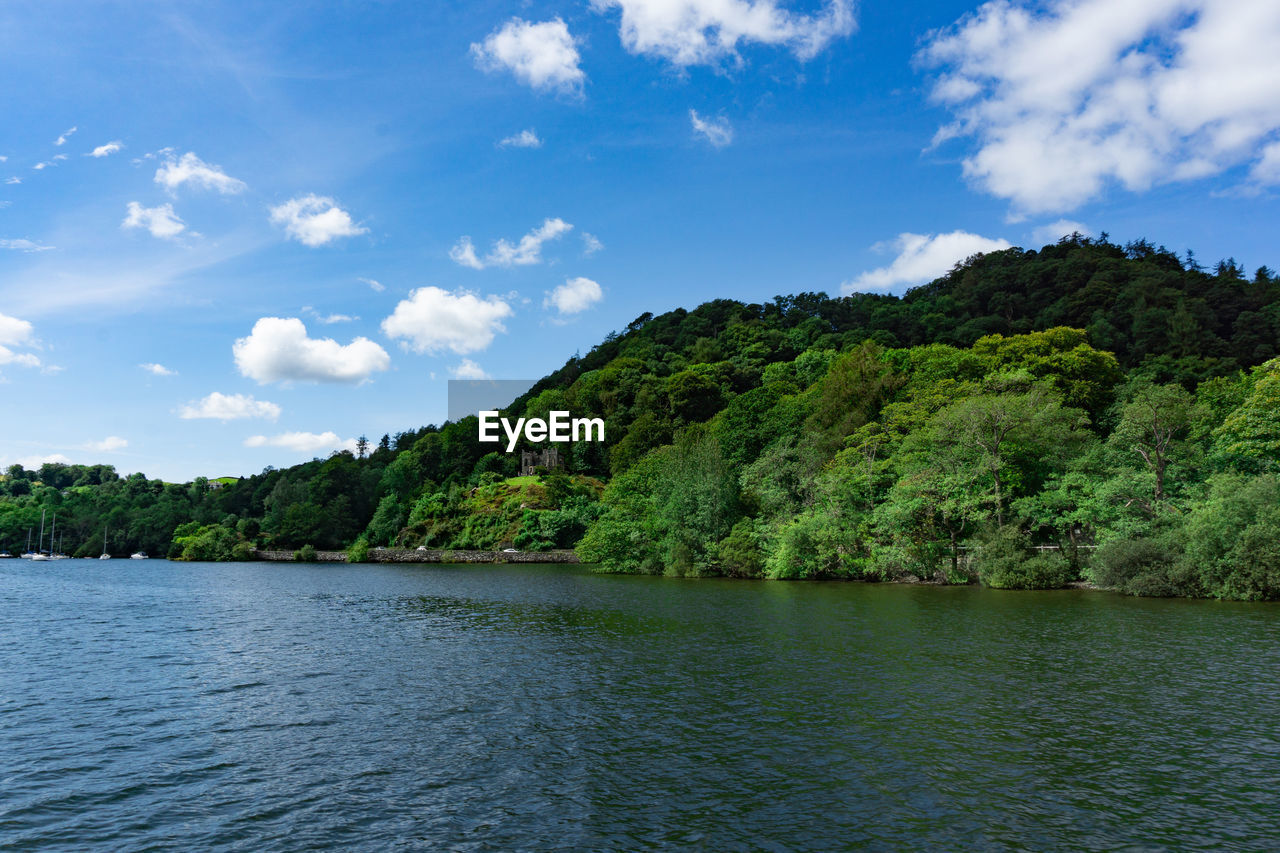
[843,231,1011,294]
[122,202,186,239]
[449,218,573,269]
[84,436,128,452]
[88,141,123,158]
[54,126,77,146]
[139,362,178,376]
[498,129,543,149]
[690,110,733,148]
[244,431,357,454]
[154,151,246,194]
[0,238,55,253]
[451,359,490,379]
[581,232,604,256]
[359,277,385,292]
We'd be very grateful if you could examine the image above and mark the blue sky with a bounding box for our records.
[2,0,1278,481]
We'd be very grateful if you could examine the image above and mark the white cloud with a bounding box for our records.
[449,217,573,269]
[54,126,76,146]
[843,231,1012,294]
[269,194,368,247]
[84,436,128,452]
[545,276,604,315]
[451,359,490,379]
[920,0,1280,214]
[690,110,734,147]
[471,18,585,95]
[122,202,186,239]
[382,287,513,355]
[89,141,123,158]
[140,362,178,376]
[1031,220,1094,245]
[302,306,358,324]
[179,392,282,421]
[154,151,246,194]
[0,311,40,372]
[233,317,390,384]
[499,129,544,149]
[0,238,54,252]
[5,177,21,184]
[593,0,855,66]
[14,453,72,468]
[1253,141,1280,184]
[360,277,385,292]
[582,232,604,255]
[0,312,35,347]
[245,431,358,454]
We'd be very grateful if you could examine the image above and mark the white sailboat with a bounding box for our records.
[31,510,50,561]
[100,526,111,560]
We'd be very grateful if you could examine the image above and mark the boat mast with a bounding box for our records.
[37,510,46,556]
[50,513,56,556]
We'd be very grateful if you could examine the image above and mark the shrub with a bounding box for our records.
[294,543,318,562]
[1092,537,1183,595]
[973,526,1074,590]
[347,536,369,563]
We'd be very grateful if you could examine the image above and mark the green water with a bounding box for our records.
[2,559,1277,850]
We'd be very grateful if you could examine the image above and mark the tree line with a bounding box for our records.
[2,234,1278,598]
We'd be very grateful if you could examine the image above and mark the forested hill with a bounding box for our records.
[4,234,1280,599]
[527,235,1278,405]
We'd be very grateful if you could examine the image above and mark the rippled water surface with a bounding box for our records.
[2,559,1279,850]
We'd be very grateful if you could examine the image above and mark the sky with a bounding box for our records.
[2,0,1278,481]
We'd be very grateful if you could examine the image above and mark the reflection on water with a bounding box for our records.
[2,560,1278,850]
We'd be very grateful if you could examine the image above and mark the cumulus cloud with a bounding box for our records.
[1032,219,1094,246]
[122,202,186,239]
[451,359,490,380]
[472,18,585,95]
[920,0,1280,214]
[154,151,246,194]
[13,453,73,468]
[0,238,54,252]
[690,110,734,147]
[179,392,282,421]
[449,218,573,269]
[140,362,177,376]
[244,431,357,454]
[89,141,123,158]
[54,126,77,146]
[545,276,604,316]
[0,311,41,372]
[499,129,544,149]
[269,194,368,247]
[593,0,855,66]
[233,317,390,384]
[84,436,128,452]
[382,287,513,355]
[359,277,385,292]
[843,231,1012,294]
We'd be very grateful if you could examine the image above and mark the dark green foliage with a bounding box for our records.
[971,526,1074,590]
[294,544,318,562]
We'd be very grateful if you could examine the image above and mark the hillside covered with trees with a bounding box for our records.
[3,234,1280,598]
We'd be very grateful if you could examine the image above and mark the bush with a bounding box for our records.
[347,536,369,563]
[294,543,318,562]
[973,526,1074,590]
[1091,536,1183,596]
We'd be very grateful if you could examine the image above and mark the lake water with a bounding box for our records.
[2,559,1278,851]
